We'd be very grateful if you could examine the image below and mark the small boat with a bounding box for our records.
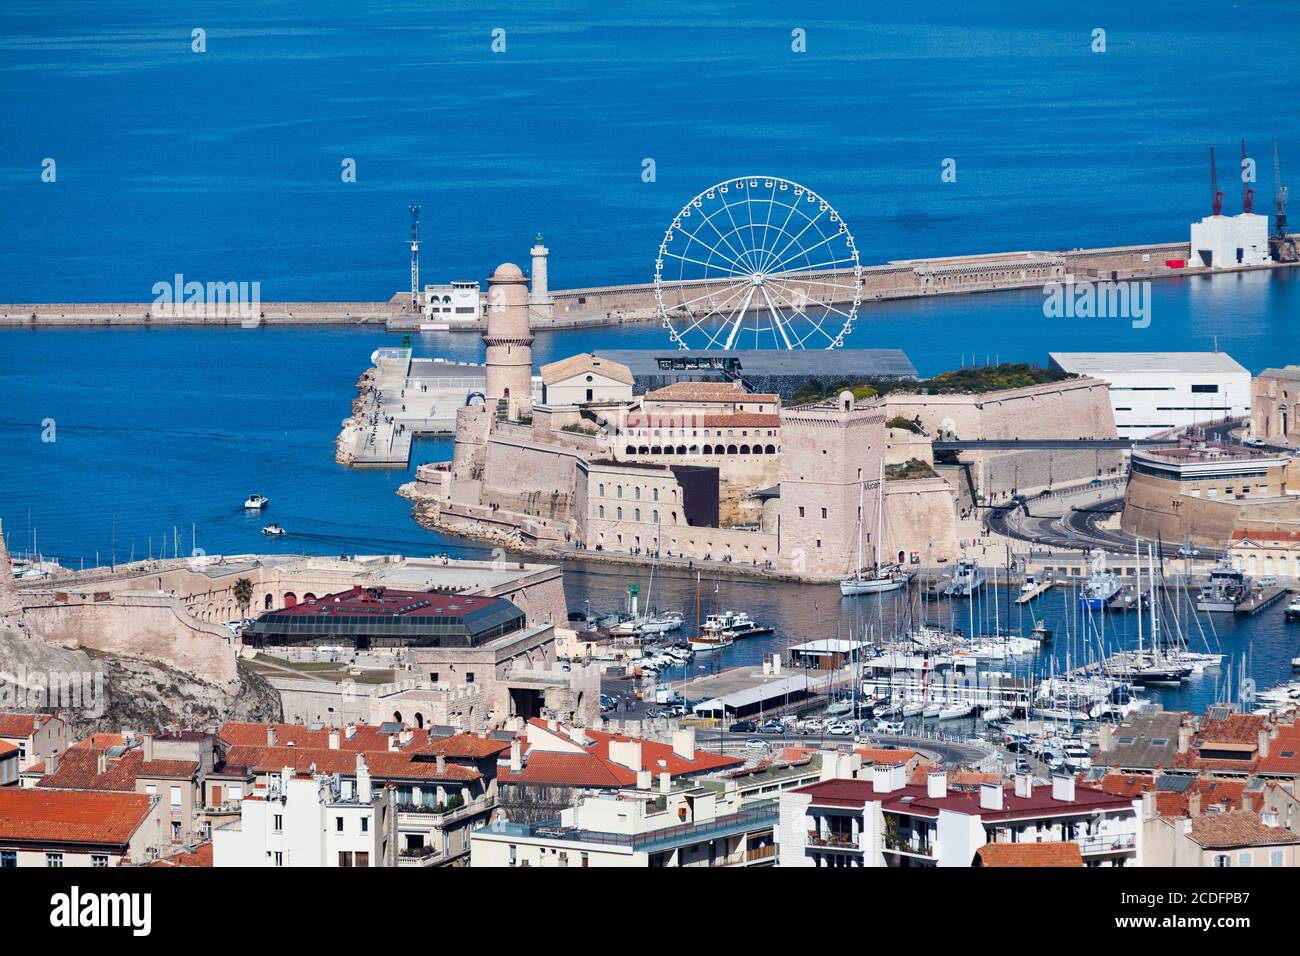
[702,611,755,633]
[261,523,285,536]
[687,633,733,652]
[1078,563,1122,610]
[1286,601,1300,623]
[1196,561,1249,613]
[980,706,1010,723]
[1021,573,1038,593]
[640,611,684,635]
[244,494,269,510]
[944,561,985,598]
[1030,620,1054,643]
[937,703,974,720]
[922,704,942,718]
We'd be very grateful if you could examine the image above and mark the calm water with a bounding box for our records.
[4,1,1300,707]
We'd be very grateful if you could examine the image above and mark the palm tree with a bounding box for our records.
[233,578,254,617]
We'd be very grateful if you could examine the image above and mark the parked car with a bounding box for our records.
[826,721,855,735]
[760,720,785,735]
[729,720,757,734]
[800,718,825,734]
[874,720,904,734]
[744,738,769,750]
[1245,435,1267,447]
[1259,575,1278,587]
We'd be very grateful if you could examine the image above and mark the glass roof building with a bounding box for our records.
[243,586,526,650]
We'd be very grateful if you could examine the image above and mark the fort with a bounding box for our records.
[396,265,1124,581]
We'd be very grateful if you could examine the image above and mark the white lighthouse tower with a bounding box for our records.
[529,233,554,322]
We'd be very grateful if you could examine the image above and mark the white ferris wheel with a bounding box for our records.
[654,176,862,350]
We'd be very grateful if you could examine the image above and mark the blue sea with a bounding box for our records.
[3,0,1300,709]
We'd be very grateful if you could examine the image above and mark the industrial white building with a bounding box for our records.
[1190,212,1271,268]
[422,280,482,328]
[1049,352,1251,439]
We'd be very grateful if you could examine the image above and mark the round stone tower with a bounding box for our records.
[484,262,534,411]
[0,519,22,621]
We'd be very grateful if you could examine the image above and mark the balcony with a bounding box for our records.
[807,830,862,852]
[883,835,935,858]
[1078,833,1137,855]
[397,845,440,867]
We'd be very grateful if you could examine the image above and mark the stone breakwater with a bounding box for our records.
[9,237,1297,331]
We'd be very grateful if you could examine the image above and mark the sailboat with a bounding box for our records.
[840,460,911,596]
[687,574,734,652]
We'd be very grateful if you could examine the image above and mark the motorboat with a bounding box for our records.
[944,560,986,598]
[980,706,1010,723]
[244,493,269,509]
[1286,601,1300,623]
[261,523,285,536]
[702,610,754,633]
[640,611,684,635]
[1021,573,1038,593]
[1078,562,1122,611]
[1196,562,1249,613]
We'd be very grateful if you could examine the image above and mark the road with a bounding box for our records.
[984,482,1225,561]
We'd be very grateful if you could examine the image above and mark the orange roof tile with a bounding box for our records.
[0,713,49,738]
[976,842,1084,867]
[499,751,637,789]
[219,721,433,752]
[148,842,213,868]
[1187,810,1300,849]
[0,788,153,848]
[37,748,197,792]
[223,745,480,782]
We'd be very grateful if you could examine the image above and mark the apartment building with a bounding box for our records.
[0,787,163,867]
[778,765,1143,867]
[0,712,68,771]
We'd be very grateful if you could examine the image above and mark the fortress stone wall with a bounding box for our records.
[883,377,1117,442]
[884,479,960,565]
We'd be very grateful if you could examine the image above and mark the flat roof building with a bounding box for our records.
[1049,351,1251,439]
[590,348,917,399]
[243,585,527,649]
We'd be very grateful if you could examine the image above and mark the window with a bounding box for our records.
[1191,383,1219,393]
[635,509,641,521]
[429,671,439,683]
[798,506,805,518]
[635,487,641,500]
[598,483,604,496]
[653,488,659,501]
[228,785,243,801]
[1213,854,1231,867]
[46,853,63,868]
[821,508,827,519]
[91,854,108,868]
[361,818,369,833]
[465,672,475,684]
[1238,852,1253,867]
[1270,849,1285,867]
[0,850,15,868]
[598,505,604,519]
[145,784,157,797]
[170,785,182,809]
[171,821,181,840]
[273,851,284,867]
[616,507,623,520]
[274,814,283,833]
[336,816,344,833]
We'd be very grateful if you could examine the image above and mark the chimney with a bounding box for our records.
[388,734,399,752]
[435,753,446,775]
[926,770,947,799]
[672,727,696,762]
[1258,729,1270,759]
[345,722,357,740]
[1242,793,1254,813]
[637,769,652,790]
[1141,790,1156,820]
[1098,723,1113,752]
[1051,774,1076,803]
[1014,772,1033,799]
[509,738,522,772]
[356,753,372,802]
[1177,724,1193,754]
[979,782,1004,811]
[659,771,671,794]
[142,733,154,763]
[46,751,59,776]
[266,725,277,747]
[96,751,108,775]
[33,714,42,731]
[1188,791,1202,817]
[608,739,642,772]
[328,727,341,750]
[873,764,903,794]
[399,728,413,747]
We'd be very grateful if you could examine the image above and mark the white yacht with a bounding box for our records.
[261,523,285,536]
[244,493,269,509]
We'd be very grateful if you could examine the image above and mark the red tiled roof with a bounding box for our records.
[0,713,49,738]
[70,733,128,751]
[0,740,17,758]
[856,748,920,766]
[1187,810,1300,849]
[621,413,780,429]
[148,842,213,867]
[223,745,480,782]
[0,788,153,848]
[525,719,742,777]
[37,748,198,792]
[498,751,636,789]
[976,842,1084,867]
[220,721,433,751]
